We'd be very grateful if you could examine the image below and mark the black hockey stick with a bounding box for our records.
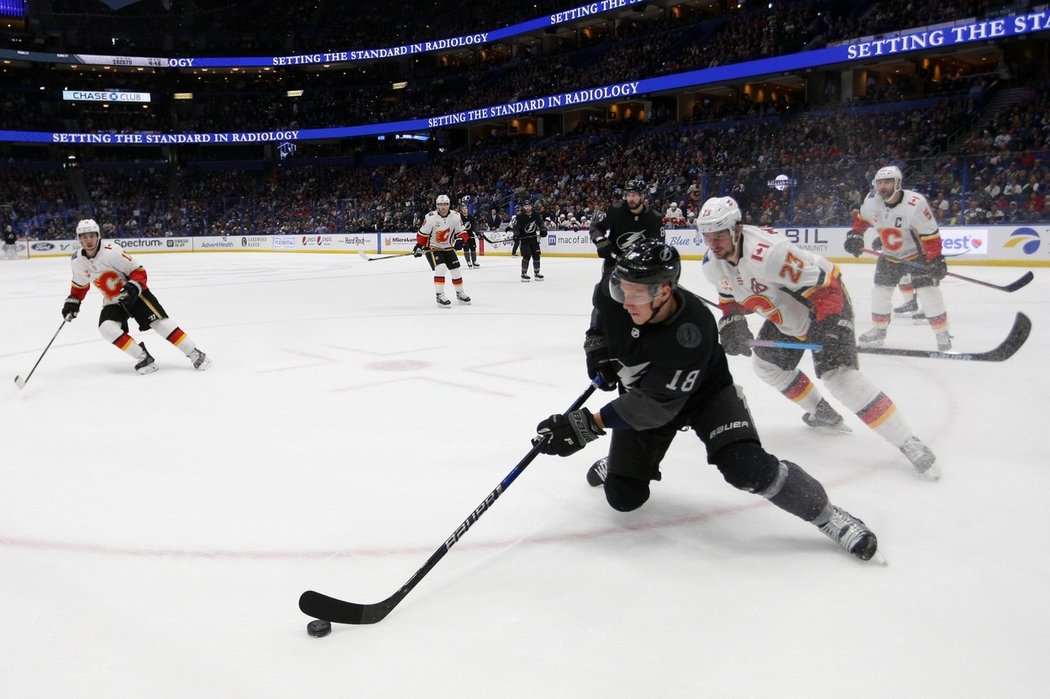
[299,380,600,625]
[477,232,515,245]
[14,319,68,390]
[862,248,1033,292]
[356,250,415,261]
[747,311,1031,362]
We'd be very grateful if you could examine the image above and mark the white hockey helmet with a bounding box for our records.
[436,194,451,205]
[696,196,742,237]
[871,165,902,190]
[76,218,100,236]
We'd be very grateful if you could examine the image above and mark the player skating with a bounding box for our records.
[61,218,212,374]
[846,166,952,350]
[415,194,471,307]
[696,196,938,479]
[512,199,545,281]
[534,239,882,562]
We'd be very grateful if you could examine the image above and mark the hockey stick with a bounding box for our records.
[746,311,1031,362]
[299,379,601,625]
[14,319,68,390]
[356,250,416,261]
[862,248,1033,292]
[477,232,515,245]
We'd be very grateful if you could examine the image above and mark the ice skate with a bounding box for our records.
[900,436,940,480]
[801,398,852,432]
[818,506,880,562]
[857,327,887,348]
[435,292,451,308]
[456,290,472,305]
[911,311,927,324]
[533,272,544,281]
[189,348,212,371]
[472,260,480,268]
[935,330,952,352]
[521,272,531,282]
[586,457,608,487]
[134,343,157,374]
[892,297,918,316]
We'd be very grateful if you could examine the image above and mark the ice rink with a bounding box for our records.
[1,249,1047,698]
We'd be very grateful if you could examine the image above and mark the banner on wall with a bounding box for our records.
[19,227,1049,263]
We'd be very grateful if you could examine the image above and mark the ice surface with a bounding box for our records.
[1,252,1047,697]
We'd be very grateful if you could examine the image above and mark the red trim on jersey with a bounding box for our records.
[718,298,749,316]
[919,232,942,261]
[804,269,845,322]
[851,212,871,233]
[69,283,89,301]
[857,393,896,428]
[129,267,148,289]
[417,232,429,247]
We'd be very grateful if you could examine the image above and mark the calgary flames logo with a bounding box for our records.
[94,271,125,299]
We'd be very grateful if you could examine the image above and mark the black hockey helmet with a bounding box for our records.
[609,239,681,303]
[623,179,647,195]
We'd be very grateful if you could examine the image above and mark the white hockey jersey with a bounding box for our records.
[69,240,146,304]
[417,210,465,250]
[701,225,842,338]
[856,188,941,261]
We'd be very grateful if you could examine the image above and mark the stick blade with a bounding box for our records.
[299,590,395,625]
[14,375,25,390]
[1003,270,1034,292]
[356,250,370,261]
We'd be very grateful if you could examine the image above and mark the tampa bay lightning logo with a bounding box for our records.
[676,322,702,348]
[525,221,539,235]
[616,231,648,252]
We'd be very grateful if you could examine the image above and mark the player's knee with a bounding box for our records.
[604,474,650,512]
[714,441,779,493]
[98,319,124,342]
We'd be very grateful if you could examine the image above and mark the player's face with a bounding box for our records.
[875,178,899,202]
[618,280,664,324]
[78,231,100,255]
[624,191,644,211]
[702,228,735,259]
[437,202,450,215]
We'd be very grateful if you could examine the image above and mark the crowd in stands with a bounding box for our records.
[2,0,1048,239]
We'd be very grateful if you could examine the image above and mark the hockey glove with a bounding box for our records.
[412,243,425,258]
[844,230,865,257]
[593,234,614,260]
[717,314,753,357]
[453,238,464,251]
[871,237,883,252]
[534,408,605,457]
[808,314,854,350]
[583,335,619,391]
[925,255,947,281]
[116,280,142,308]
[61,296,80,321]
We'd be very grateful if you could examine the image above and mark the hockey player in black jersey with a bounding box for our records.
[533,239,881,562]
[458,196,481,268]
[588,179,664,273]
[512,199,546,281]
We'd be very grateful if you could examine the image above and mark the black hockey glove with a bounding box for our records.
[925,255,947,281]
[534,408,605,457]
[717,314,753,357]
[583,335,619,391]
[844,230,865,257]
[593,234,614,260]
[453,238,464,251]
[808,314,854,350]
[412,243,425,258]
[870,237,883,252]
[61,296,80,321]
[116,280,141,308]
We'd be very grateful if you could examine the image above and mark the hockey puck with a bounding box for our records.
[306,619,332,638]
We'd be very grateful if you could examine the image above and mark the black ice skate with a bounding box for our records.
[135,343,157,374]
[189,348,212,371]
[893,297,918,316]
[586,457,608,487]
[521,272,530,282]
[533,271,544,281]
[818,506,880,562]
[456,290,472,305]
[801,398,852,432]
[436,292,451,308]
[857,327,887,347]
